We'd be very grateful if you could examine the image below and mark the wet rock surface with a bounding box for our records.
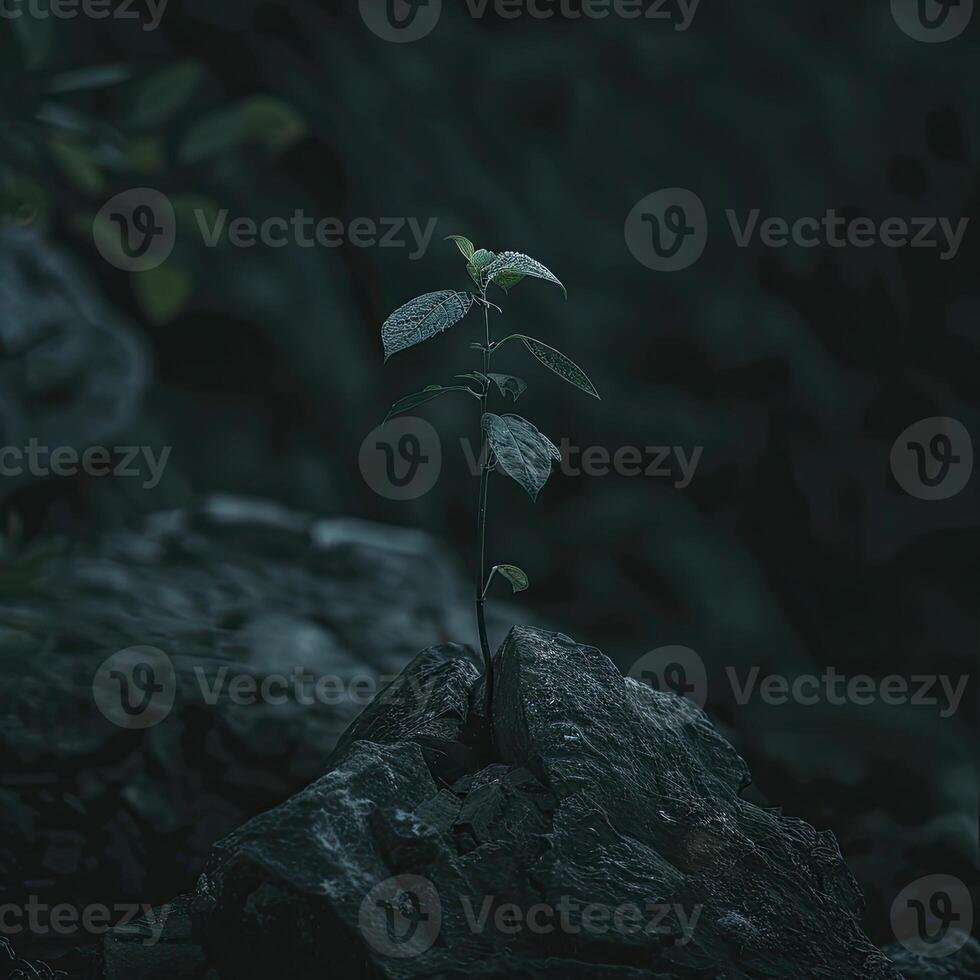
[0,495,512,962]
[181,626,905,979]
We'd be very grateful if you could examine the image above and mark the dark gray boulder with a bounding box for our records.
[0,495,512,964]
[190,626,901,979]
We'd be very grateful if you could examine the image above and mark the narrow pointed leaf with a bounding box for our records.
[481,251,566,297]
[491,564,529,593]
[482,413,561,500]
[486,373,527,401]
[382,290,474,360]
[456,372,489,388]
[445,235,475,260]
[503,334,599,398]
[384,385,477,422]
[466,248,496,288]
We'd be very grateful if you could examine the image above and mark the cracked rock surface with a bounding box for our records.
[182,626,906,979]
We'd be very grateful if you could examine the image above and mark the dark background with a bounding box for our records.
[0,0,977,962]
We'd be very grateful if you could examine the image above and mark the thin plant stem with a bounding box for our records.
[475,291,494,733]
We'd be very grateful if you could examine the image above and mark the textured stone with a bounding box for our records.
[0,496,510,963]
[188,626,900,979]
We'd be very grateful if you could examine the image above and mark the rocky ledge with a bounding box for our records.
[69,625,963,979]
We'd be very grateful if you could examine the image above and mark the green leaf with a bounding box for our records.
[456,372,489,389]
[384,385,477,422]
[130,62,204,128]
[47,139,104,194]
[35,102,99,137]
[445,235,475,261]
[490,564,529,594]
[467,248,496,288]
[481,251,566,297]
[46,64,136,94]
[502,335,599,399]
[179,96,307,163]
[133,264,193,325]
[492,269,526,292]
[486,373,527,401]
[482,413,561,500]
[382,290,475,360]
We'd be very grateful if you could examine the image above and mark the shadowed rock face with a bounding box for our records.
[182,626,905,980]
[0,496,513,965]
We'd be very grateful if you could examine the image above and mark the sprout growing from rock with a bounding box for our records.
[379,236,598,729]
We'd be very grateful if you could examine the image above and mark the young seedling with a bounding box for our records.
[379,236,598,728]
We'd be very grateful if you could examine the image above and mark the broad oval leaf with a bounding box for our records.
[382,290,474,361]
[481,251,566,297]
[466,248,496,288]
[486,373,527,401]
[482,413,561,500]
[384,384,477,422]
[445,235,475,260]
[492,564,529,593]
[515,335,599,398]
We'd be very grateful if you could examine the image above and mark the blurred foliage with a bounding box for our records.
[0,19,305,324]
[0,513,64,596]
